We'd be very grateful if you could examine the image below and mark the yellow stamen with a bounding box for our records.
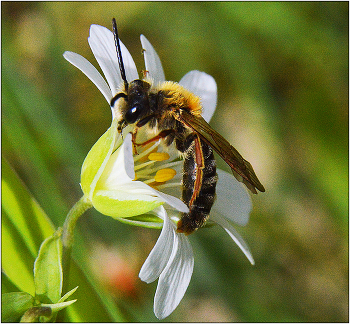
[148,152,170,161]
[154,168,176,182]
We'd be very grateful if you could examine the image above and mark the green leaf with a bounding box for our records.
[2,51,84,222]
[2,272,22,294]
[2,212,36,295]
[42,299,77,313]
[58,286,78,303]
[1,292,35,322]
[34,230,63,304]
[2,158,55,295]
[2,158,55,257]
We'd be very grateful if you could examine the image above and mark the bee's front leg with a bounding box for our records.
[131,127,140,155]
[132,129,175,153]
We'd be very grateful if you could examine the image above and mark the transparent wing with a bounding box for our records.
[177,110,265,194]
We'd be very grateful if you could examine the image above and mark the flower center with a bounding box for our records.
[133,140,182,191]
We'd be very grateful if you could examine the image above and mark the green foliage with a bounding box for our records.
[2,159,54,295]
[34,230,63,304]
[2,292,34,322]
[2,159,126,321]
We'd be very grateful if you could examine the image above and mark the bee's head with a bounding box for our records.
[111,19,152,133]
[125,79,151,123]
[113,80,151,133]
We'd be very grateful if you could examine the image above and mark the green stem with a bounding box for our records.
[61,196,92,293]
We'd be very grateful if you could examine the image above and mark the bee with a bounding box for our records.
[111,19,265,235]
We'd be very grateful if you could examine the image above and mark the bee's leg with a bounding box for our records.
[177,133,217,235]
[141,69,149,79]
[133,129,175,147]
[186,134,205,207]
[131,127,140,155]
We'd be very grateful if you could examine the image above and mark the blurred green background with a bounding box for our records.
[2,2,348,322]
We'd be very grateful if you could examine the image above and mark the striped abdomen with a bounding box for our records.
[176,133,218,235]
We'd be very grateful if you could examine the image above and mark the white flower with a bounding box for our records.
[64,23,254,320]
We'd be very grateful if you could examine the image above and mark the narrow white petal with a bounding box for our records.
[139,207,174,283]
[212,169,252,226]
[140,35,166,83]
[63,51,112,103]
[120,41,139,82]
[88,26,121,96]
[211,213,255,265]
[88,24,138,97]
[154,231,194,320]
[127,183,188,213]
[156,191,189,213]
[99,133,135,189]
[120,133,135,179]
[179,71,217,122]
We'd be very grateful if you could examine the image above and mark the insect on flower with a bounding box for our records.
[111,18,265,235]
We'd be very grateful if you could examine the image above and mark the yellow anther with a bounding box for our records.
[154,168,176,182]
[148,152,170,161]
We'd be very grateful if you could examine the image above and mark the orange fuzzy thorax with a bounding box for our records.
[157,81,202,116]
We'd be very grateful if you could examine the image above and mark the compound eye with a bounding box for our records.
[125,105,142,124]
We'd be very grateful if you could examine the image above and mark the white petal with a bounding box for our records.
[140,35,166,83]
[156,191,189,213]
[63,51,112,103]
[123,183,188,213]
[211,213,255,265]
[154,231,194,320]
[88,24,138,97]
[179,71,217,122]
[139,207,174,283]
[120,133,135,179]
[212,169,252,226]
[99,133,135,189]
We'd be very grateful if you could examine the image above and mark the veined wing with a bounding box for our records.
[177,110,265,194]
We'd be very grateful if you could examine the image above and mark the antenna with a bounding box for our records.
[112,18,128,92]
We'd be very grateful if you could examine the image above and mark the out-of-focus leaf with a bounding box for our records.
[34,230,63,304]
[2,212,36,295]
[2,158,55,257]
[2,273,21,294]
[2,159,126,321]
[2,158,55,295]
[1,292,35,322]
[2,52,83,226]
